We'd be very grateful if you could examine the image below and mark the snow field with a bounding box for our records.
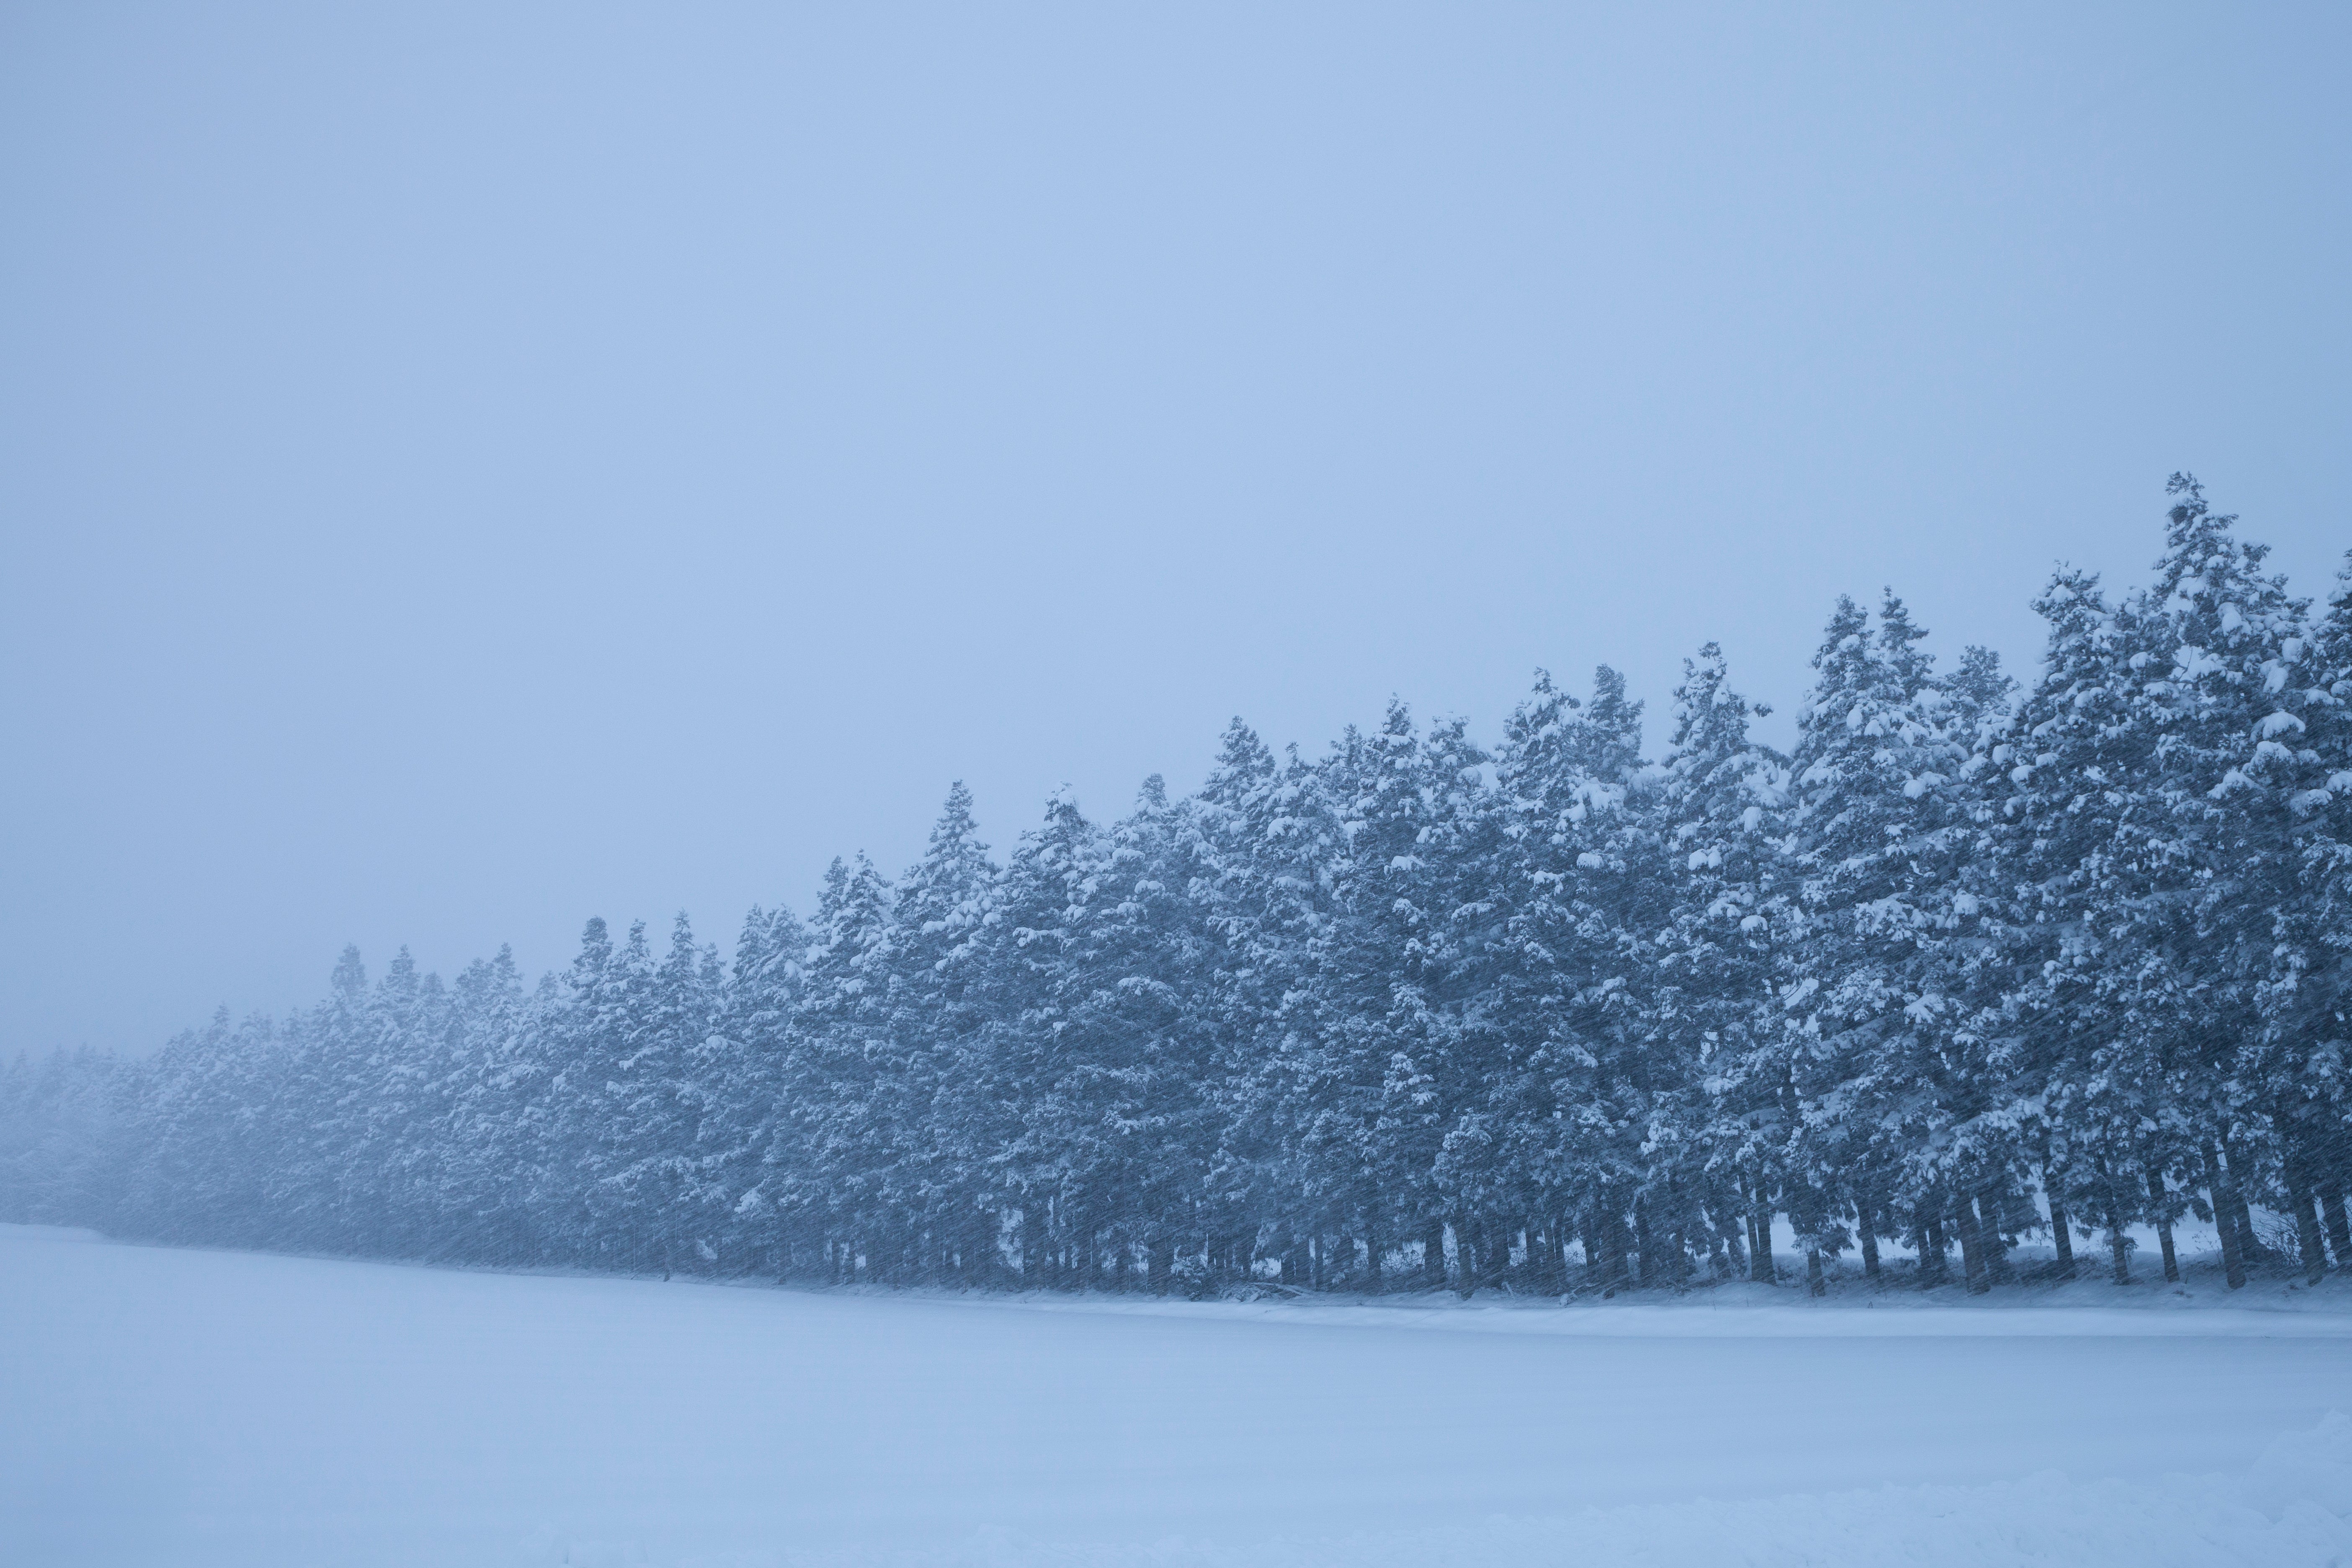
[5,1223,2352,1568]
[676,1421,2352,1568]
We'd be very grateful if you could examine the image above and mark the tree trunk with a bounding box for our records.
[1364,1220,1383,1293]
[963,1214,983,1285]
[2233,1190,2265,1264]
[1422,1219,1448,1292]
[1750,1181,1776,1285]
[1976,1193,2011,1285]
[1921,1219,1947,1287]
[1952,1200,1989,1294]
[2204,1143,2248,1289]
[1019,1206,1044,1288]
[2099,1174,2133,1284]
[1633,1199,1656,1290]
[2225,1142,2265,1263]
[2048,1193,2076,1280]
[1805,1244,1826,1297]
[2325,1190,2352,1267]
[1599,1202,1632,1293]
[1857,1204,1881,1281]
[2144,1171,2177,1282]
[2296,1186,2328,1284]
[1664,1180,1692,1287]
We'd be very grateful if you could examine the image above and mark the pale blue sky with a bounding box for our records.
[4,3,2347,1055]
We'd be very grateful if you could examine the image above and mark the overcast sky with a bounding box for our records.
[3,3,2347,1055]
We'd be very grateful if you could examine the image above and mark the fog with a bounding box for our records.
[4,3,2347,1055]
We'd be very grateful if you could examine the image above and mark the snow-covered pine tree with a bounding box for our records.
[118,1005,284,1247]
[1768,594,1985,1294]
[1652,643,1791,1286]
[441,945,537,1264]
[1184,721,1339,1288]
[0,1045,126,1230]
[2270,551,2352,1271]
[570,920,660,1268]
[694,903,807,1276]
[2116,477,2317,1282]
[967,792,1104,1287]
[590,913,717,1277]
[1555,668,1678,1292]
[1386,709,1505,1293]
[792,854,899,1282]
[539,917,622,1265]
[1997,567,2177,1284]
[1049,776,1217,1292]
[1305,704,1485,1292]
[887,783,1003,1284]
[1481,669,1588,1293]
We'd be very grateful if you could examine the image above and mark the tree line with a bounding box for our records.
[7,475,2351,1299]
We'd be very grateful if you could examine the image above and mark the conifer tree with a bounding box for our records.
[969,794,1104,1286]
[888,784,1003,1282]
[697,903,807,1274]
[1187,722,1337,1285]
[2115,476,2316,1280]
[794,855,898,1280]
[1767,594,1981,1292]
[1654,644,1790,1285]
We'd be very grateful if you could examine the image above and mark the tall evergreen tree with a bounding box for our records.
[888,783,1003,1282]
[1653,643,1790,1286]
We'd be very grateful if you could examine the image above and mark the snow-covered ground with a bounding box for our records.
[6,1225,2352,1567]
